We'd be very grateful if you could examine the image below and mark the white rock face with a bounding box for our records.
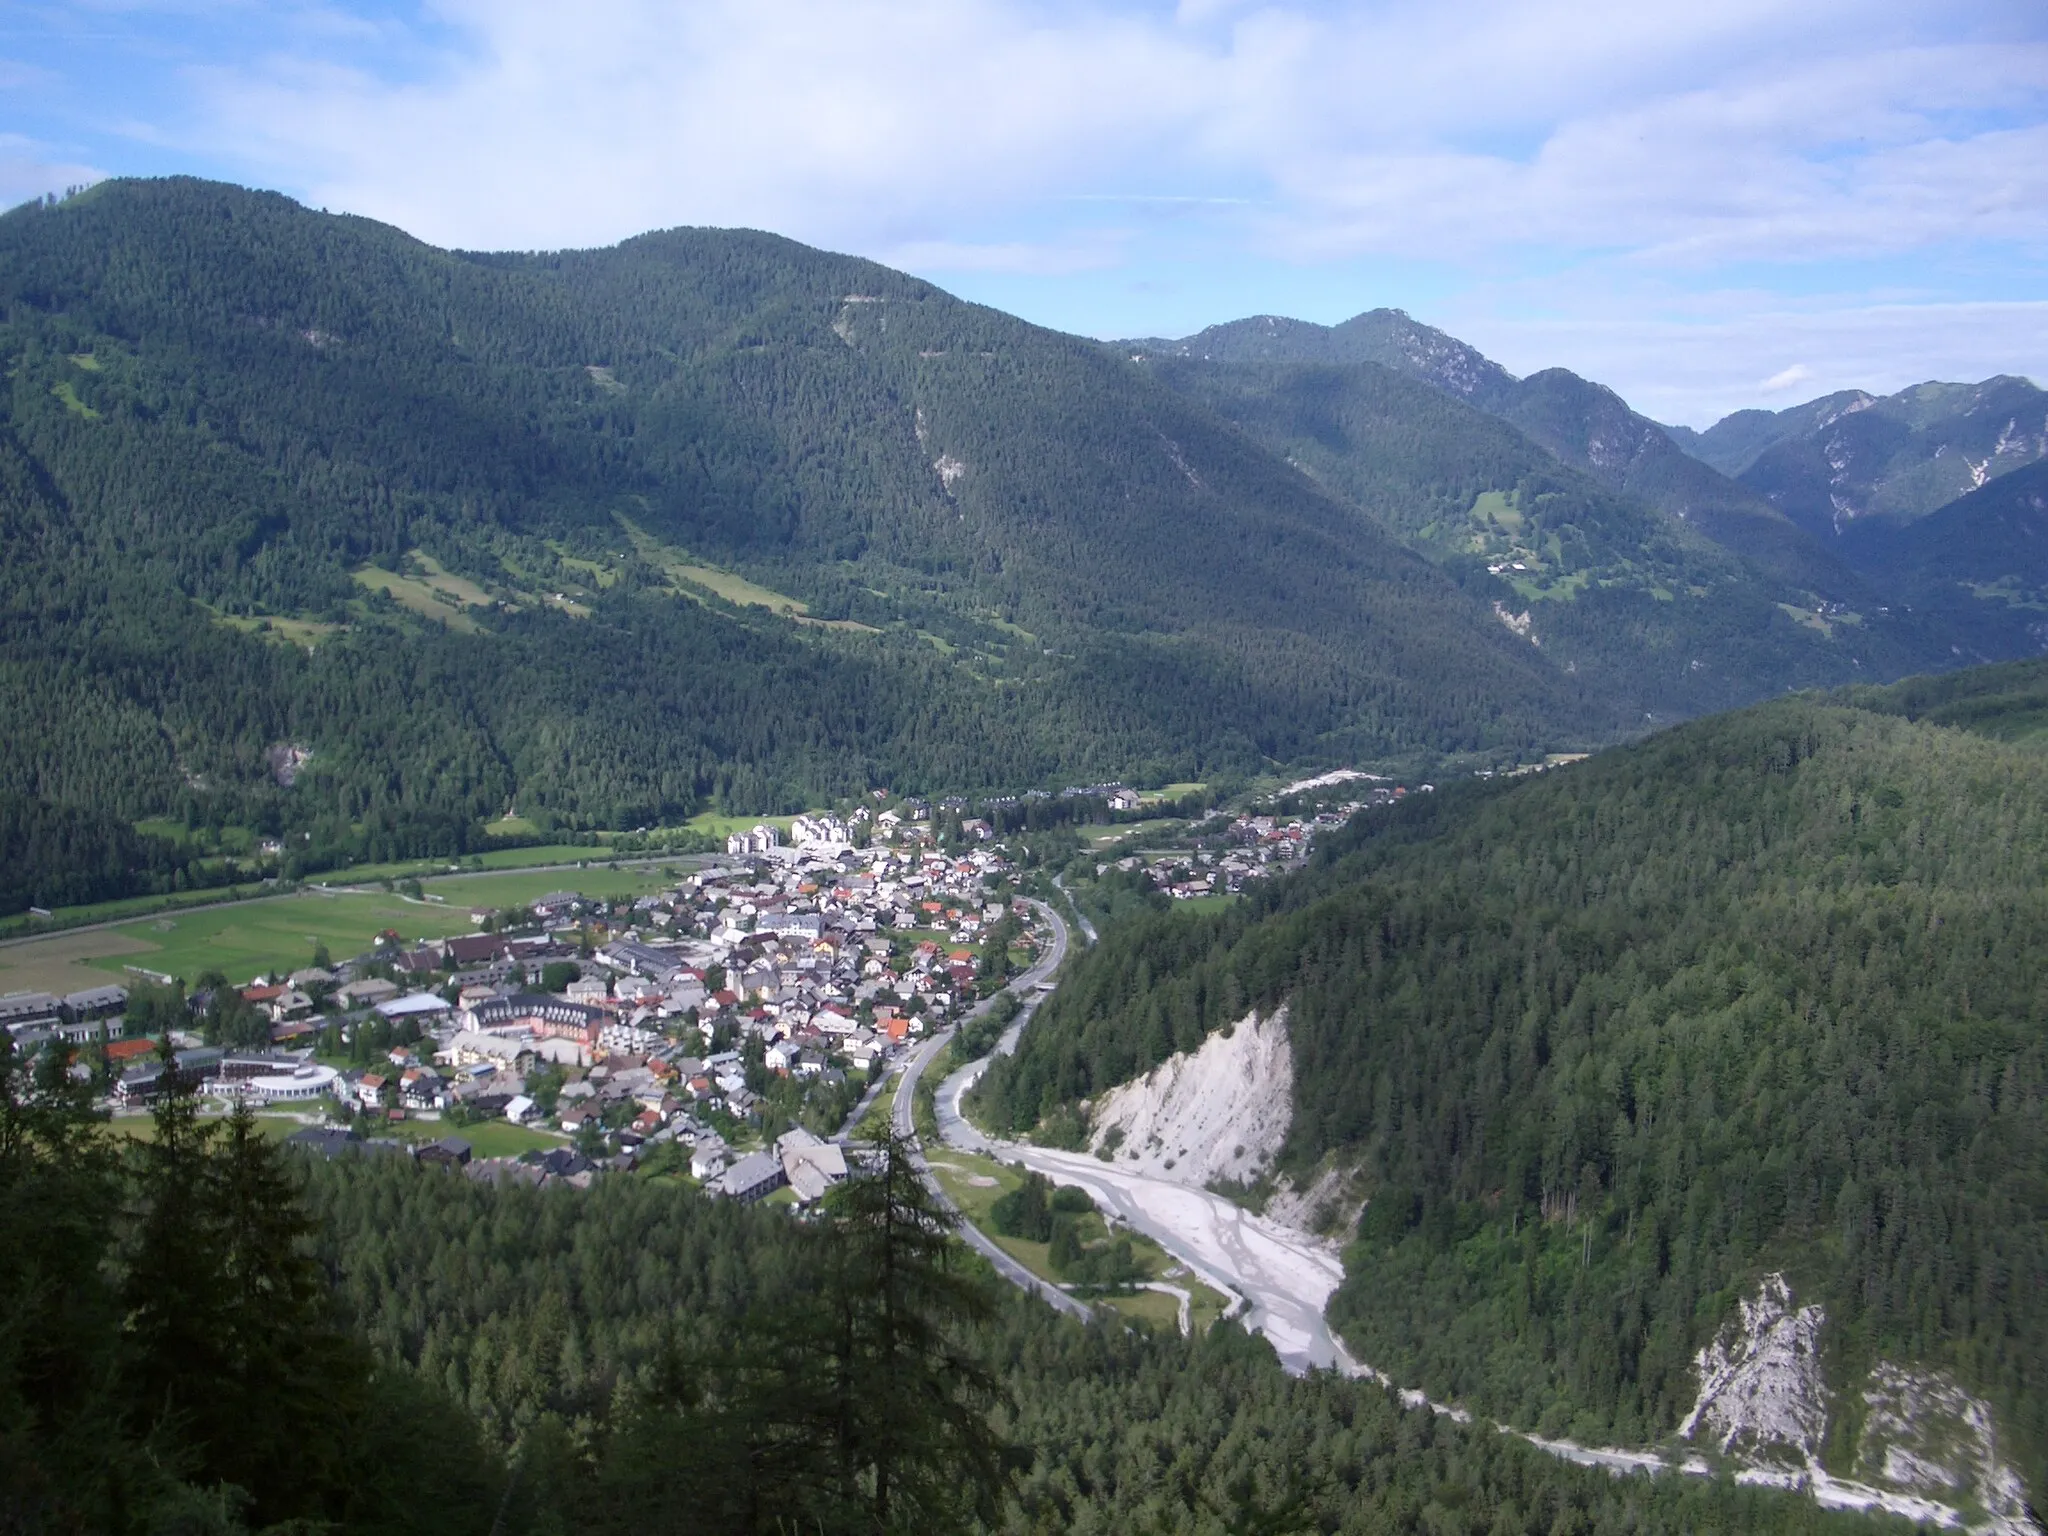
[1264,1164,1361,1235]
[1678,1275,2038,1530]
[1088,1008,1291,1187]
[1859,1363,2033,1528]
[1678,1273,1828,1460]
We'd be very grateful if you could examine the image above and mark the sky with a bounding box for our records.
[3,0,2045,425]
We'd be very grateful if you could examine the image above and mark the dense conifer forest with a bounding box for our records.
[0,177,1625,915]
[975,658,2048,1495]
[0,1037,1907,1533]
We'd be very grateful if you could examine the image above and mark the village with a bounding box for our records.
[0,786,1380,1205]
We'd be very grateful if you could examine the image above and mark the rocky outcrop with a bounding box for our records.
[1088,1008,1291,1187]
[1678,1274,2034,1531]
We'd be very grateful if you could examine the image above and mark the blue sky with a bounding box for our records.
[5,0,2046,424]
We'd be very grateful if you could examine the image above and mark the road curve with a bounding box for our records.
[887,900,1091,1321]
[929,898,1357,1374]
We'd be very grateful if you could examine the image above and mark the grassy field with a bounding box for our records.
[1173,893,1240,915]
[103,1111,566,1160]
[854,1076,899,1141]
[210,610,345,649]
[928,1152,1059,1276]
[0,840,676,949]
[308,842,621,886]
[617,522,874,633]
[427,1121,567,1157]
[1098,1288,1182,1330]
[0,882,284,942]
[0,889,485,993]
[1083,818,1183,849]
[681,810,806,840]
[352,563,485,632]
[415,865,682,911]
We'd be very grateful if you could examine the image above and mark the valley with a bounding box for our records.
[6,172,2048,1536]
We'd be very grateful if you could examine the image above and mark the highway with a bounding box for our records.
[888,898,1092,1321]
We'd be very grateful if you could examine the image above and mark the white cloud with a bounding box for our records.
[141,0,2048,408]
[187,0,2048,261]
[1760,364,1815,394]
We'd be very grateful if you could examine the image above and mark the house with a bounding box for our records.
[441,1029,532,1070]
[264,989,314,1024]
[335,977,400,1010]
[0,991,63,1039]
[1107,788,1143,811]
[415,1136,472,1169]
[777,1129,848,1205]
[355,1073,388,1111]
[286,1126,366,1160]
[64,985,129,1026]
[104,1037,159,1070]
[689,1135,730,1181]
[716,1150,786,1203]
[113,1046,224,1104]
[443,934,510,970]
[502,1094,537,1124]
[725,824,782,857]
[376,992,453,1027]
[399,1068,446,1111]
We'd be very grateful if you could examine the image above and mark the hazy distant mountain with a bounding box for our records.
[1126,318,1951,715]
[1671,376,2048,541]
[1127,311,1870,605]
[1842,457,2048,661]
[1661,390,1876,477]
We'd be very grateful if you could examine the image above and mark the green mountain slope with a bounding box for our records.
[1838,458,2048,661]
[977,658,2048,1503]
[1663,390,1878,478]
[1130,312,1905,614]
[0,178,1608,911]
[1700,377,2048,542]
[1129,346,1943,719]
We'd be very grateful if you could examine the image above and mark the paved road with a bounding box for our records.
[831,1068,893,1143]
[891,900,1091,1321]
[1049,875,1097,947]
[929,895,1361,1373]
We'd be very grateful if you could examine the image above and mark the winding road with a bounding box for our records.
[890,886,1358,1373]
[889,899,1092,1321]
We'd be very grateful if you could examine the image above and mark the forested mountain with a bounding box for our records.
[1130,313,1925,638]
[1126,307,1858,601]
[1663,390,1881,478]
[976,657,2048,1508]
[0,177,1610,913]
[1129,332,1946,717]
[1673,375,2048,540]
[1838,459,2048,660]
